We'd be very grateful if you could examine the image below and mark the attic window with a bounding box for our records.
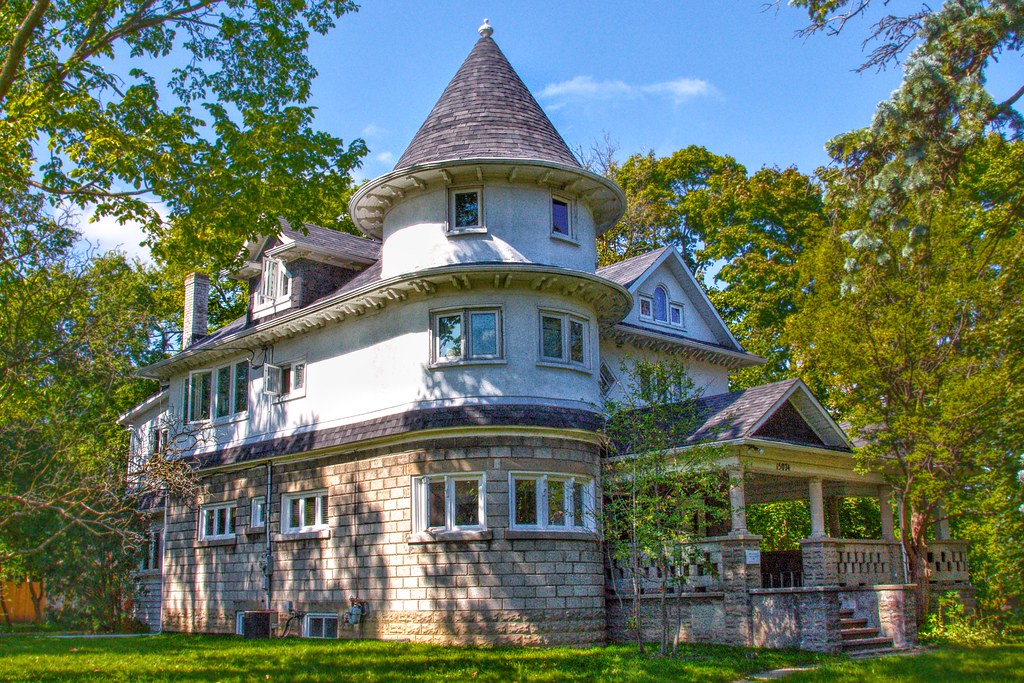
[449,188,484,233]
[653,286,669,322]
[257,257,291,307]
[551,196,572,238]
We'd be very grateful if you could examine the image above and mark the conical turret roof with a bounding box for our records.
[394,32,580,171]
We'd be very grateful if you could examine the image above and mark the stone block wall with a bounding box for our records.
[750,587,842,652]
[606,594,726,645]
[161,434,606,645]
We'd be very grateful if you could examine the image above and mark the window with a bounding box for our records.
[510,473,594,531]
[303,613,338,639]
[188,370,213,422]
[282,490,328,532]
[199,503,236,540]
[639,297,652,319]
[139,528,161,570]
[670,303,683,327]
[214,360,249,419]
[235,611,245,636]
[258,257,291,306]
[599,362,618,397]
[265,359,306,400]
[412,473,485,532]
[551,195,572,238]
[150,425,169,457]
[431,308,501,363]
[653,286,669,322]
[251,496,266,528]
[539,311,588,367]
[449,187,483,232]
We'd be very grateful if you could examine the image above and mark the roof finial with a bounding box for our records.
[478,19,493,38]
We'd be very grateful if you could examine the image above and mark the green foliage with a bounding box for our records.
[920,591,1006,647]
[748,498,882,551]
[602,358,729,655]
[0,0,367,269]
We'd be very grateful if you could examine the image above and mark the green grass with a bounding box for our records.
[786,645,1024,682]
[0,634,833,682]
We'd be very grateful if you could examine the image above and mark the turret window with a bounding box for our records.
[449,187,484,232]
[551,195,572,239]
[538,310,589,368]
[431,308,502,364]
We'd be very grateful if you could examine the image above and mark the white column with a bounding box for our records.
[933,501,951,541]
[879,486,895,541]
[729,468,747,536]
[808,477,826,539]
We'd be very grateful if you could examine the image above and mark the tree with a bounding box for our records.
[788,135,1024,620]
[602,359,728,655]
[0,0,367,268]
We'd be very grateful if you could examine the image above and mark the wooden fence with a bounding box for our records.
[1,581,45,622]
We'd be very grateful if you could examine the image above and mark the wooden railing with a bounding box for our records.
[927,540,970,585]
[606,544,723,596]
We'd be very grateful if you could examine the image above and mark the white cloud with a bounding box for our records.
[374,151,395,164]
[77,203,166,264]
[361,123,387,138]
[540,75,714,105]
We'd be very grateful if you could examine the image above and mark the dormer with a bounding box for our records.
[348,22,625,280]
[230,219,381,322]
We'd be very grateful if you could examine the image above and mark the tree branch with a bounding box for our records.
[0,0,52,106]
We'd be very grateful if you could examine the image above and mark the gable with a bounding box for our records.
[753,399,825,447]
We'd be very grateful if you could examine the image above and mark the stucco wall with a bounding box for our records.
[381,182,598,279]
[161,434,607,645]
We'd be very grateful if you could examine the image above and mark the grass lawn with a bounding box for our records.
[786,644,1024,683]
[0,633,833,682]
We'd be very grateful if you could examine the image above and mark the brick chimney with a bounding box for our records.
[183,272,210,349]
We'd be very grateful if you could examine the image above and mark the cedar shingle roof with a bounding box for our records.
[596,247,672,288]
[685,379,801,445]
[394,36,580,171]
[278,218,381,262]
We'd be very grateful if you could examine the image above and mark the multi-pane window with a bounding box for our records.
[599,362,618,397]
[282,491,328,532]
[150,425,169,457]
[265,360,306,400]
[413,474,485,532]
[509,473,594,531]
[251,496,266,528]
[640,286,685,329]
[139,528,162,570]
[432,309,501,363]
[539,311,588,367]
[187,361,248,422]
[304,614,339,639]
[199,503,236,540]
[259,257,291,304]
[449,188,483,231]
[551,195,571,237]
[653,286,669,322]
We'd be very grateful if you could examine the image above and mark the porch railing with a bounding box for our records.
[927,540,970,585]
[834,539,901,587]
[606,543,723,596]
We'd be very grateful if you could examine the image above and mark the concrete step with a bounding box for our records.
[841,627,881,640]
[847,646,900,659]
[842,636,894,652]
[840,618,869,629]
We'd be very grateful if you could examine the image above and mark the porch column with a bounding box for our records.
[933,501,951,541]
[826,496,841,538]
[808,477,826,539]
[729,468,747,535]
[878,486,896,541]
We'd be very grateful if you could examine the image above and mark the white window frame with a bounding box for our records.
[303,613,339,639]
[430,307,503,365]
[265,358,306,401]
[213,360,250,421]
[448,186,485,233]
[199,502,236,540]
[256,256,291,307]
[411,473,486,533]
[149,425,169,458]
[139,528,161,571]
[669,303,685,328]
[509,472,595,532]
[639,286,685,329]
[235,611,246,636]
[282,490,329,532]
[639,296,653,320]
[187,369,213,423]
[538,309,590,369]
[250,496,266,528]
[599,361,618,397]
[550,193,574,241]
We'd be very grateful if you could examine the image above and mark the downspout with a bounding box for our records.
[897,501,909,584]
[263,460,273,610]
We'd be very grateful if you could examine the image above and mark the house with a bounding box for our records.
[121,22,970,651]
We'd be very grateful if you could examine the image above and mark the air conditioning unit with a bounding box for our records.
[242,610,273,639]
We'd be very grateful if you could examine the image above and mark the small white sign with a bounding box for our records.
[745,549,761,565]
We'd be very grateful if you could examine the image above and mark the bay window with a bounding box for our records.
[412,473,485,532]
[510,473,594,531]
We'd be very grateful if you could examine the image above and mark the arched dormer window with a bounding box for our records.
[653,286,669,322]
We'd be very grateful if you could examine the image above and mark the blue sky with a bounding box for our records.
[83,1,1023,259]
[310,2,907,181]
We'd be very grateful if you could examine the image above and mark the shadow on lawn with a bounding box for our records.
[786,645,1024,683]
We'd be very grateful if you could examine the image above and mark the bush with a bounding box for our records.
[920,591,1004,647]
